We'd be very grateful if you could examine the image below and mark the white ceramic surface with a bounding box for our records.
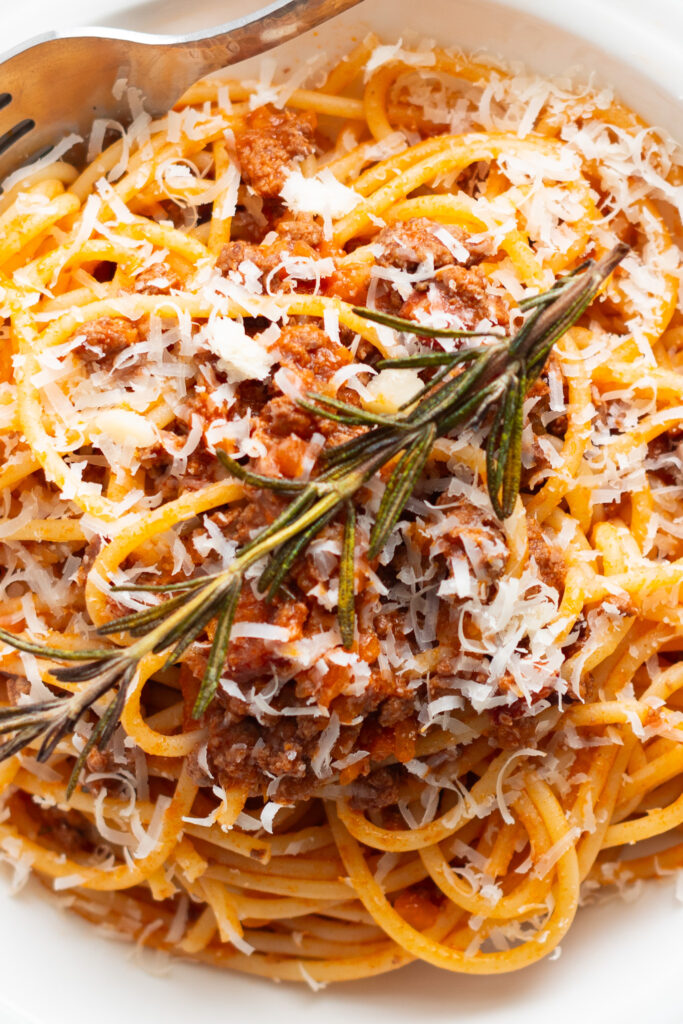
[2,2,683,1022]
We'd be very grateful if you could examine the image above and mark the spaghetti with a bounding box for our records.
[0,39,682,984]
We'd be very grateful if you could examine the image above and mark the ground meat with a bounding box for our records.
[207,718,309,797]
[647,426,683,486]
[83,743,136,792]
[135,206,556,810]
[400,264,510,331]
[186,590,309,695]
[525,369,568,439]
[72,316,140,364]
[217,238,275,277]
[133,261,181,295]
[31,804,98,855]
[83,746,122,776]
[232,379,272,418]
[253,404,362,478]
[224,588,309,678]
[276,322,352,383]
[349,766,403,810]
[379,695,416,728]
[229,197,286,244]
[293,641,373,709]
[217,237,322,292]
[205,640,419,801]
[490,700,542,749]
[236,105,317,197]
[261,394,316,439]
[3,673,29,704]
[199,491,288,549]
[252,393,319,479]
[275,211,324,249]
[199,485,547,803]
[376,217,493,270]
[138,443,221,503]
[526,515,566,593]
[285,522,343,601]
[72,536,103,589]
[429,655,493,701]
[433,493,509,578]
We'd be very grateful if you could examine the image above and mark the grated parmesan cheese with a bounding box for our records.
[198,317,275,381]
[280,168,362,237]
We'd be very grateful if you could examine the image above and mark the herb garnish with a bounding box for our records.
[0,243,627,790]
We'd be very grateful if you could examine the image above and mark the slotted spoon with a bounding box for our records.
[0,0,362,184]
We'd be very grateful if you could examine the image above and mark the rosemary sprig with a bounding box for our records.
[0,243,627,787]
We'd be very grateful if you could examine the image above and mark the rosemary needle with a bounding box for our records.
[0,243,628,784]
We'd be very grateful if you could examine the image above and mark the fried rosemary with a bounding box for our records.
[0,242,628,789]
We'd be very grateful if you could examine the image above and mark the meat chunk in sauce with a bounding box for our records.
[525,369,568,440]
[3,672,29,704]
[236,105,317,198]
[201,491,287,549]
[349,766,402,811]
[433,493,509,579]
[261,394,316,440]
[217,236,322,293]
[376,217,493,270]
[275,211,325,248]
[647,426,683,487]
[526,515,566,593]
[256,322,362,456]
[30,804,98,855]
[72,316,140,364]
[400,264,509,331]
[276,322,352,385]
[133,261,181,295]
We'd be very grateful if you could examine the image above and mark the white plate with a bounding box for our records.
[2,2,683,1022]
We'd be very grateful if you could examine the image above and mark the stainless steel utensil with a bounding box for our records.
[0,0,363,183]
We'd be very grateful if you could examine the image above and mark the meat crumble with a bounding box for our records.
[375,218,494,270]
[235,105,318,197]
[72,316,140,364]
